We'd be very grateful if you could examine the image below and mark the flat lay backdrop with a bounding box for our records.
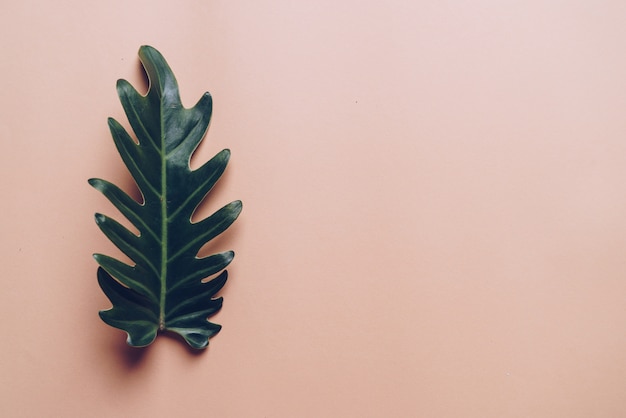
[2,1,626,417]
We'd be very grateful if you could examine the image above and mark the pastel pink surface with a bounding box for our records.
[1,1,626,416]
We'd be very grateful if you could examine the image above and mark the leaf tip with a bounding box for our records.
[139,44,156,54]
[87,178,100,189]
[94,213,106,224]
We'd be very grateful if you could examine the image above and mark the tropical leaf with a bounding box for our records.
[90,45,242,349]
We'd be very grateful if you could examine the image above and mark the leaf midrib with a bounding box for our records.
[158,89,168,331]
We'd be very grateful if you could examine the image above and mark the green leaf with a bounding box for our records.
[90,45,242,349]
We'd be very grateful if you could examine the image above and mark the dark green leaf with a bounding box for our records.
[90,45,242,349]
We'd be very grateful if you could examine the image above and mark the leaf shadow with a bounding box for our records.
[112,335,152,370]
[134,58,150,95]
[109,331,209,373]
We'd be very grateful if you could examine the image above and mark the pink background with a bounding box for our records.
[2,1,626,416]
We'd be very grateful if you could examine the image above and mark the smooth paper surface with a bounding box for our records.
[1,1,626,417]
